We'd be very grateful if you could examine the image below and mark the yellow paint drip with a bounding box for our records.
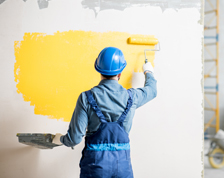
[14,31,155,122]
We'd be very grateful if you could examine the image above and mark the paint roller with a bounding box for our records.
[128,36,160,88]
[128,36,160,63]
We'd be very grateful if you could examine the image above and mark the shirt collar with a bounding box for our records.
[99,79,119,85]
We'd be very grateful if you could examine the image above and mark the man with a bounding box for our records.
[53,47,157,178]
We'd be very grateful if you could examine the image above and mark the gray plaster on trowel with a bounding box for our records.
[81,0,201,16]
[17,133,61,149]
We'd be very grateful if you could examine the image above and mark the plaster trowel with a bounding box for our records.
[16,133,61,149]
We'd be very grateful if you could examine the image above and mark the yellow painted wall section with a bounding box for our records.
[14,31,155,122]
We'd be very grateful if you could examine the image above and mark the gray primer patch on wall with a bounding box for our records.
[81,0,201,16]
[0,0,28,5]
[38,0,49,9]
[0,0,6,5]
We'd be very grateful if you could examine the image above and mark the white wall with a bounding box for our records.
[0,0,203,178]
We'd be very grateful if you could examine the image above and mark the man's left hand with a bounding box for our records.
[52,133,63,145]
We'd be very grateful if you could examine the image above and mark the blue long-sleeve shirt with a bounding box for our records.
[60,73,157,147]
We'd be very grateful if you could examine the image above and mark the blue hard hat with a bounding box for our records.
[95,47,127,76]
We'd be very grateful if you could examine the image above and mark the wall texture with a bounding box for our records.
[0,0,203,178]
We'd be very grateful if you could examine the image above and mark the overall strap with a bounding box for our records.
[85,90,107,123]
[117,89,133,124]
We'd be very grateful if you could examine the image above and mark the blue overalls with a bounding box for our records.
[80,89,134,178]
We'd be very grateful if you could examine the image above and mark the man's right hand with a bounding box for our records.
[143,62,154,74]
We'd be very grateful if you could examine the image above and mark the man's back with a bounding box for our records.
[61,72,157,147]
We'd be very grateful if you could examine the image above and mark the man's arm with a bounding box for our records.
[60,93,88,147]
[130,62,157,108]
